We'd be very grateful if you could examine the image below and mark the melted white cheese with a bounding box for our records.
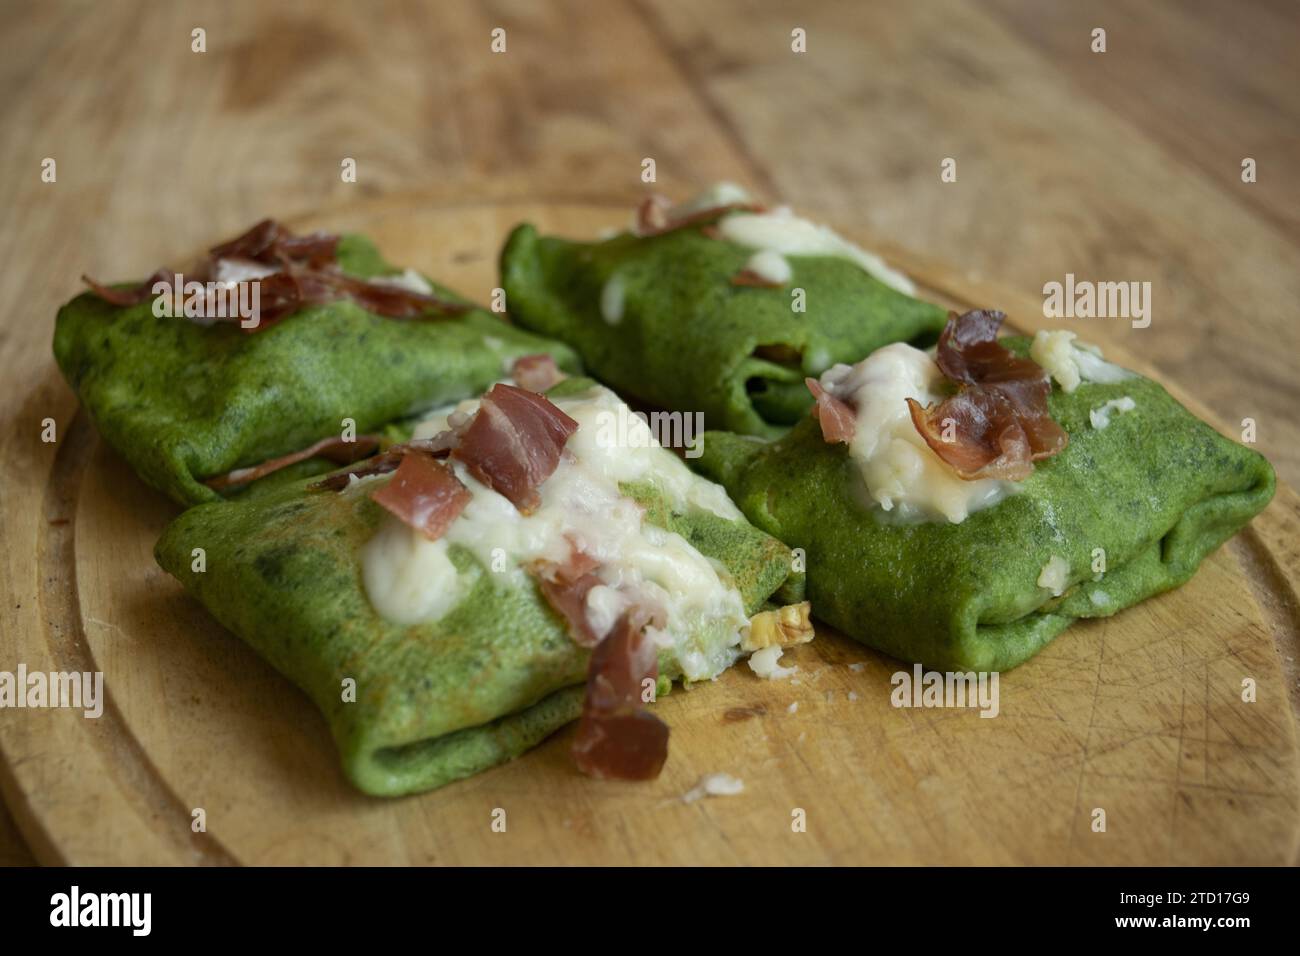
[369,268,435,295]
[1030,330,1133,393]
[1089,396,1136,430]
[717,205,915,295]
[670,181,755,217]
[212,258,277,285]
[362,386,749,681]
[1037,555,1070,596]
[743,249,793,285]
[818,344,1015,524]
[600,272,625,325]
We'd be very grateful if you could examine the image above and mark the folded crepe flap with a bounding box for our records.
[500,220,947,438]
[155,456,795,796]
[348,687,585,797]
[692,355,1275,673]
[55,233,582,506]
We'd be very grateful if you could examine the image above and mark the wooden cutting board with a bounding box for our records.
[3,196,1299,865]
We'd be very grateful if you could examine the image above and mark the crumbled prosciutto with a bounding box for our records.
[80,270,173,308]
[633,195,765,238]
[572,607,670,780]
[330,272,472,320]
[805,377,857,445]
[909,310,1068,480]
[452,384,578,513]
[369,452,471,541]
[528,547,605,647]
[204,433,381,491]
[207,218,339,268]
[82,218,471,330]
[308,451,405,491]
[511,353,567,393]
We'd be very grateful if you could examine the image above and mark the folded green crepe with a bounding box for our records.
[155,379,796,796]
[694,338,1275,672]
[55,233,580,506]
[500,207,946,438]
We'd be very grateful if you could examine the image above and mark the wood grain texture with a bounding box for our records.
[0,199,1296,866]
[1,0,1297,864]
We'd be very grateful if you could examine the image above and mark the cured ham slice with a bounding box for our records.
[83,218,471,329]
[528,548,605,647]
[909,310,1068,480]
[204,433,381,491]
[572,607,669,780]
[207,218,339,268]
[369,452,471,541]
[329,273,472,320]
[511,353,567,393]
[452,384,578,513]
[80,270,173,308]
[805,377,857,445]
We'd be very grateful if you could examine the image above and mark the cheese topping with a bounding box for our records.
[742,249,793,286]
[1037,555,1071,596]
[671,181,755,217]
[819,343,1015,524]
[662,182,914,295]
[717,204,915,296]
[600,272,625,325]
[1089,396,1136,430]
[1030,330,1133,393]
[369,268,435,295]
[363,386,750,681]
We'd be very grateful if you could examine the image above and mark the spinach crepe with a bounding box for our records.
[155,375,801,795]
[500,184,947,438]
[55,220,580,506]
[693,314,1275,672]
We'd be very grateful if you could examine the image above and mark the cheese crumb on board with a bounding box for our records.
[682,773,745,804]
[748,645,797,680]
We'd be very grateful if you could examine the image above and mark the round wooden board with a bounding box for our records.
[4,196,1300,866]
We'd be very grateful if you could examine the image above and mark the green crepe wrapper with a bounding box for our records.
[693,338,1275,672]
[500,221,946,438]
[155,387,795,796]
[54,234,581,507]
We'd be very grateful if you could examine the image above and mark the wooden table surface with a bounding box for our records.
[2,0,1297,866]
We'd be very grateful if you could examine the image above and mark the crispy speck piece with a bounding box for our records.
[741,601,814,652]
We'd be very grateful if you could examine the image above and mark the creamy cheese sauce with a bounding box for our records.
[818,344,1014,524]
[362,386,750,681]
